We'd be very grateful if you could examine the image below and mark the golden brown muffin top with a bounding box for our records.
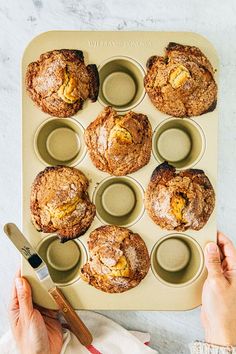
[84,106,152,176]
[144,42,217,117]
[81,225,150,293]
[25,49,99,117]
[145,162,215,231]
[30,166,96,241]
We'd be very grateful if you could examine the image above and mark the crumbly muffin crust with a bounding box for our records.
[144,42,217,117]
[30,166,96,242]
[81,225,150,293]
[145,162,215,231]
[84,106,152,176]
[25,49,99,117]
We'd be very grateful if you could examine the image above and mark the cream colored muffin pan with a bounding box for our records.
[22,31,218,310]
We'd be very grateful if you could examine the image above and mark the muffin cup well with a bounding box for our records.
[151,234,204,287]
[98,56,145,111]
[37,235,87,286]
[152,118,205,169]
[34,118,86,166]
[93,176,144,227]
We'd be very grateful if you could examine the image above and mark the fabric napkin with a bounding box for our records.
[0,311,158,354]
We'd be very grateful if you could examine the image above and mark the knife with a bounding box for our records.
[4,223,93,347]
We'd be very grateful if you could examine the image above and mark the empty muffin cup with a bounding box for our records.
[98,56,145,111]
[93,176,144,227]
[151,234,204,287]
[37,235,87,285]
[152,118,205,169]
[34,118,86,166]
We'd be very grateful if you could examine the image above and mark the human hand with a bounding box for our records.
[9,273,63,354]
[201,232,236,346]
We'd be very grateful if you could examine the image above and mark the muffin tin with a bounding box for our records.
[22,31,218,310]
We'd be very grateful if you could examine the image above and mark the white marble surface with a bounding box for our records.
[0,0,236,353]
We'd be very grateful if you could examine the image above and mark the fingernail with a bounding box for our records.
[207,243,218,254]
[15,278,23,290]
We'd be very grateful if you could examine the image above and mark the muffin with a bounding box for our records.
[30,166,96,242]
[144,42,217,117]
[145,162,215,231]
[84,106,152,176]
[81,225,150,293]
[25,49,99,117]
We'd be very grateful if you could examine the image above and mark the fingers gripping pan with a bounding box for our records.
[3,223,93,346]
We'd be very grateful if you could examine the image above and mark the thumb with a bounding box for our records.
[204,242,224,279]
[15,277,33,318]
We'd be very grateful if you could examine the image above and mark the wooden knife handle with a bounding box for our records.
[49,287,93,346]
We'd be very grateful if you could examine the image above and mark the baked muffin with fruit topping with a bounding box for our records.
[81,225,150,293]
[30,166,96,242]
[145,162,215,231]
[144,42,217,117]
[25,49,99,117]
[84,106,152,176]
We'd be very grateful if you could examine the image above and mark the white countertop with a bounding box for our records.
[0,0,236,352]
